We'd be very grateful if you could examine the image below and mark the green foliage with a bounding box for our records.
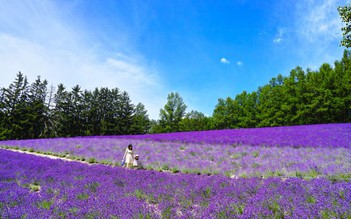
[29,183,40,192]
[252,151,259,158]
[134,189,145,200]
[161,164,170,171]
[212,51,351,128]
[179,110,211,132]
[171,167,179,173]
[69,207,79,216]
[339,4,351,48]
[306,195,316,204]
[161,206,173,219]
[0,73,151,140]
[36,200,53,210]
[0,72,47,139]
[87,157,97,164]
[157,92,187,133]
[131,103,151,134]
[267,200,284,218]
[76,193,89,200]
[85,182,100,193]
[202,187,212,199]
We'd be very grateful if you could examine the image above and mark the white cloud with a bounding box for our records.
[220,57,230,64]
[274,0,347,71]
[273,28,285,44]
[273,37,282,43]
[0,0,164,119]
[237,61,243,66]
[296,0,343,43]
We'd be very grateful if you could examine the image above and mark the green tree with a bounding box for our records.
[116,91,134,134]
[131,103,150,134]
[53,83,70,136]
[27,76,48,138]
[338,4,351,48]
[69,85,84,136]
[212,97,238,129]
[0,88,6,139]
[1,72,30,139]
[149,119,163,134]
[333,50,351,122]
[159,92,187,132]
[235,91,258,128]
[42,84,56,137]
[179,110,210,131]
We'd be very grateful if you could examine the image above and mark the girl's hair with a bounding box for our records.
[128,144,133,149]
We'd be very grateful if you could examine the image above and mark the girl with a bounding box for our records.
[122,144,134,168]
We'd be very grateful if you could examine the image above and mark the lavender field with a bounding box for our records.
[1,123,351,218]
[1,149,351,218]
[1,123,351,179]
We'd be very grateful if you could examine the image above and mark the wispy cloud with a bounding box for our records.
[0,0,164,119]
[236,61,243,66]
[273,28,285,44]
[281,0,346,70]
[220,57,230,64]
[273,38,282,43]
[296,0,343,43]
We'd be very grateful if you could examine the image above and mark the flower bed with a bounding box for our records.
[1,124,350,179]
[1,149,350,218]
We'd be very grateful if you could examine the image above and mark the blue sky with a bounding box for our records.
[0,0,349,119]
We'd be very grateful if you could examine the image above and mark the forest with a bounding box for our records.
[0,49,350,140]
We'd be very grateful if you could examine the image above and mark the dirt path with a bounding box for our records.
[1,148,311,181]
[1,148,96,165]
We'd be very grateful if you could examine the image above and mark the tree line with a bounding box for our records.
[211,50,351,129]
[151,50,351,133]
[1,50,350,140]
[0,72,150,140]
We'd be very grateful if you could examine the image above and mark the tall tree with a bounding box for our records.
[131,103,150,134]
[53,83,69,136]
[159,92,187,132]
[69,85,84,136]
[338,4,351,48]
[42,84,56,137]
[212,97,239,129]
[0,88,5,139]
[27,76,48,138]
[116,91,134,134]
[179,110,210,131]
[2,72,31,139]
[235,91,258,128]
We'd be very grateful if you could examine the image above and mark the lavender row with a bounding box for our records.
[1,137,351,179]
[113,123,351,148]
[1,149,351,218]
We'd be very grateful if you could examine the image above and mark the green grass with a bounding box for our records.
[202,187,212,199]
[161,164,170,171]
[87,157,97,164]
[29,183,40,192]
[171,167,179,173]
[37,200,53,210]
[306,195,316,204]
[85,182,100,193]
[252,151,259,158]
[76,193,89,200]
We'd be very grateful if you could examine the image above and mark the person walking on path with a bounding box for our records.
[122,144,134,168]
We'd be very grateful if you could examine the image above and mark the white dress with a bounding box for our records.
[133,159,143,169]
[123,148,134,163]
